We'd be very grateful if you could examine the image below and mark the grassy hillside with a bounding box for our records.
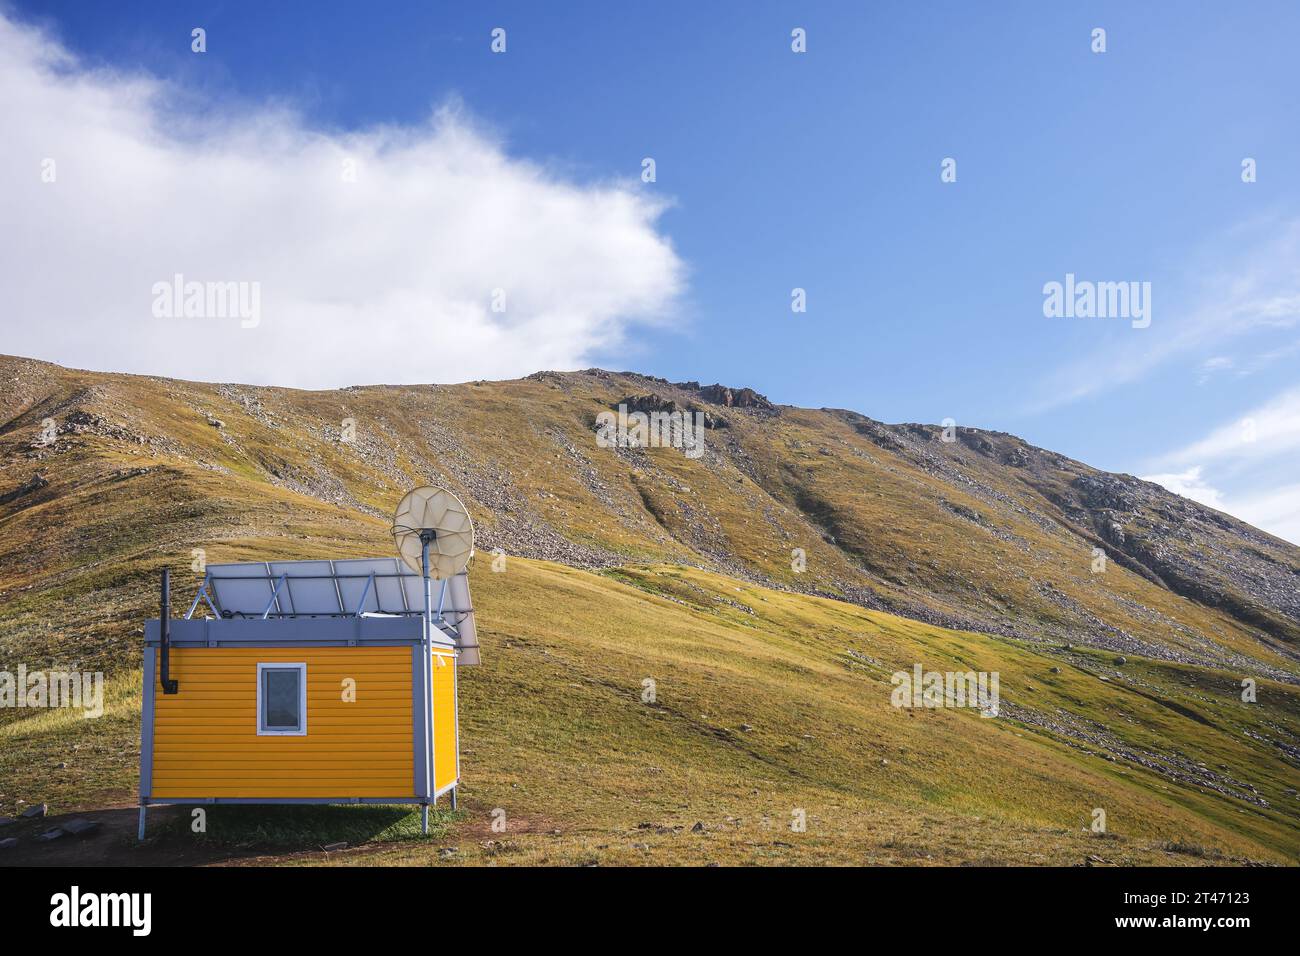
[3,355,1296,679]
[1,354,1297,865]
[3,558,1298,865]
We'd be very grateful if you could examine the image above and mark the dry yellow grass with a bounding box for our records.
[1,355,1297,865]
[3,557,1297,865]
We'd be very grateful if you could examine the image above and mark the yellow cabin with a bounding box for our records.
[137,555,479,839]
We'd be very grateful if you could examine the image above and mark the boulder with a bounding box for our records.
[62,818,100,837]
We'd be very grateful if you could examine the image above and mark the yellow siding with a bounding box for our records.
[432,651,458,791]
[151,646,415,798]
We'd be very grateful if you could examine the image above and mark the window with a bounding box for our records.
[257,663,307,735]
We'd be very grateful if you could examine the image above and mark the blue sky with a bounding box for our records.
[3,1,1299,541]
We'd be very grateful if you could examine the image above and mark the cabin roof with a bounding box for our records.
[163,558,479,664]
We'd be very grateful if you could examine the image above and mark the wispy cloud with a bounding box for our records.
[1030,218,1300,411]
[1196,355,1233,385]
[0,12,684,387]
[1140,466,1227,511]
[1142,468,1300,545]
[1225,482,1300,546]
[1156,385,1300,472]
[1142,384,1300,545]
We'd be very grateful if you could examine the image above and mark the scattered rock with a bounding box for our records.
[0,837,18,851]
[1049,667,1062,674]
[21,804,47,819]
[690,822,705,833]
[36,828,65,842]
[438,846,459,858]
[610,393,724,430]
[61,818,100,837]
[0,816,15,828]
[321,841,348,852]
[682,382,776,412]
[1113,656,1128,665]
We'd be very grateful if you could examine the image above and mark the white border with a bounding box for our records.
[256,662,307,736]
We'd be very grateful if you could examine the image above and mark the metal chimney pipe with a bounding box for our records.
[159,568,179,694]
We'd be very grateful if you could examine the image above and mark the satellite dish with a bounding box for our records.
[391,486,475,579]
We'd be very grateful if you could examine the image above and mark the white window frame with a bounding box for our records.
[256,662,307,736]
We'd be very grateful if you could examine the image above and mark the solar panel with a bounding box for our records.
[197,558,479,664]
[269,560,335,616]
[207,562,280,618]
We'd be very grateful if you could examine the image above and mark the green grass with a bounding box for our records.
[4,556,1296,866]
[0,670,142,813]
[1,357,1298,866]
[154,804,460,850]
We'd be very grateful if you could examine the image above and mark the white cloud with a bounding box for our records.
[0,12,684,387]
[1142,467,1300,545]
[1160,385,1300,470]
[1030,217,1300,411]
[1140,466,1226,511]
[1228,483,1300,546]
[1196,355,1232,385]
[1142,385,1300,545]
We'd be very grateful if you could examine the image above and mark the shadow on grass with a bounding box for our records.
[158,804,460,851]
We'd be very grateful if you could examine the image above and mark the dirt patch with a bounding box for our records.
[0,800,556,867]
[1,803,240,867]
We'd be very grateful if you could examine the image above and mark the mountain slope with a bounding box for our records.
[1,354,1298,865]
[2,354,1296,678]
[4,558,1299,865]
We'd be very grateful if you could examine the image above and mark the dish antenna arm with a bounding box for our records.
[421,530,437,827]
[391,486,475,832]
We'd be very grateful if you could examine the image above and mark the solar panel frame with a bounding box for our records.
[207,562,279,618]
[194,560,477,661]
[268,560,336,615]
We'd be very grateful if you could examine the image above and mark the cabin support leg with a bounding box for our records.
[421,803,429,835]
[137,804,147,841]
